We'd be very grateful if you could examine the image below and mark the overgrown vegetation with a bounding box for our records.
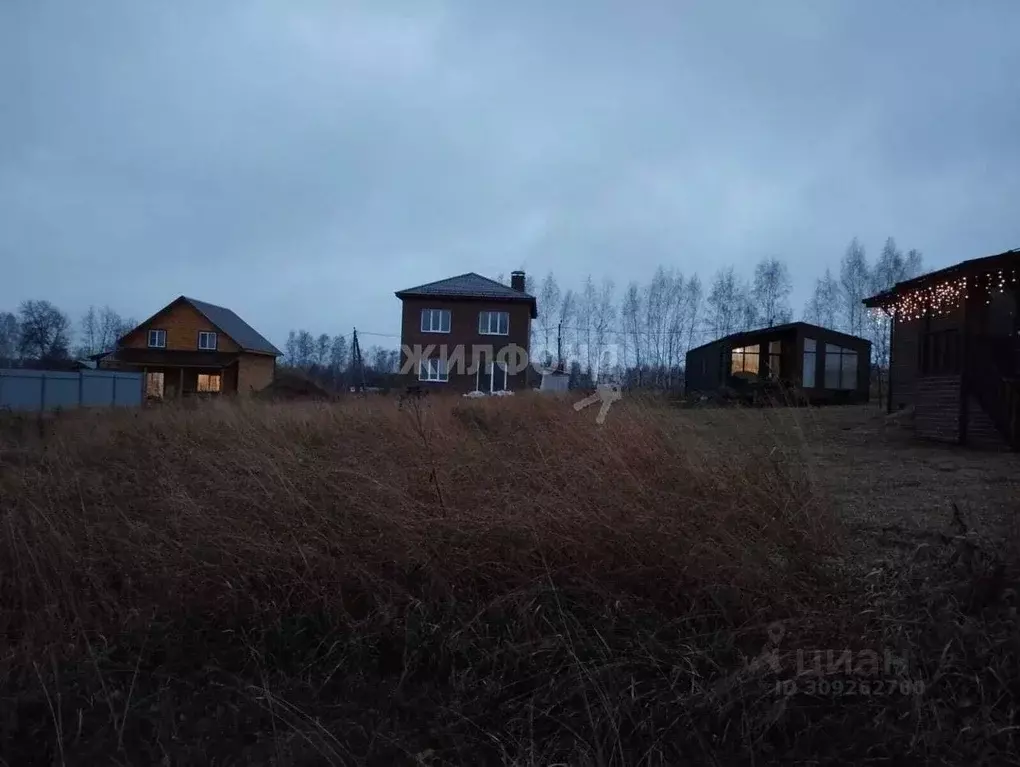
[0,397,1016,765]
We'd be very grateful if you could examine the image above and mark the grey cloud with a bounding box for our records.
[2,0,1018,347]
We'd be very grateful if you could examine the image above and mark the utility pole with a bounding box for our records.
[556,321,563,373]
[350,327,367,393]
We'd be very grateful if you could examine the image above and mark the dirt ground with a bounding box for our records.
[676,403,1018,566]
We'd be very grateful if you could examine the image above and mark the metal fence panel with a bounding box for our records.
[0,369,143,411]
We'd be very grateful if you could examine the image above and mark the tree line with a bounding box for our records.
[528,237,922,390]
[4,236,925,392]
[0,301,136,368]
[279,330,400,391]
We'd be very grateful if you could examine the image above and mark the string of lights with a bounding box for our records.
[871,268,1018,322]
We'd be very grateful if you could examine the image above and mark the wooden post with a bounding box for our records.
[886,311,894,414]
[179,367,184,399]
[958,288,971,445]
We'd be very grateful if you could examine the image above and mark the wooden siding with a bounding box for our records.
[914,375,962,443]
[122,302,241,353]
[890,304,964,411]
[236,354,275,394]
[889,317,918,410]
[398,297,534,393]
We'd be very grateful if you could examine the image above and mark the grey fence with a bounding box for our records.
[0,368,144,412]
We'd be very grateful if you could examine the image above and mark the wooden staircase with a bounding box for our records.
[969,336,1020,450]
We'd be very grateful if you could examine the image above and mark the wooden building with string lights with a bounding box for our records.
[863,247,1019,450]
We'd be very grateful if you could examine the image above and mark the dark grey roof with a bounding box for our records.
[183,297,281,356]
[395,272,535,301]
[685,321,869,356]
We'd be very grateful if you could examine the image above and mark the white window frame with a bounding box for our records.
[418,357,449,382]
[147,329,166,348]
[476,361,508,392]
[420,308,451,334]
[198,331,218,351]
[478,310,510,336]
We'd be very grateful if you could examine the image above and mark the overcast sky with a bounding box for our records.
[3,0,1018,348]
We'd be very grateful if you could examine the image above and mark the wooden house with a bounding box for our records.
[863,247,1019,449]
[94,296,281,399]
[684,322,872,404]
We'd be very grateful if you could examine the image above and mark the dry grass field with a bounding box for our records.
[0,395,1017,765]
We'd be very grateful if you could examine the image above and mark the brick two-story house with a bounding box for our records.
[95,295,281,399]
[395,271,537,393]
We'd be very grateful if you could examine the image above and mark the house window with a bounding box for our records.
[198,331,217,350]
[478,310,510,336]
[420,308,451,333]
[145,371,164,399]
[920,329,961,375]
[418,357,449,382]
[148,329,166,348]
[802,338,816,387]
[730,345,760,378]
[768,340,781,380]
[824,344,858,390]
[477,362,508,392]
[197,373,221,392]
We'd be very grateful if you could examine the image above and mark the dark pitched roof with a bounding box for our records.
[395,272,537,318]
[686,321,869,356]
[116,296,281,356]
[183,297,281,355]
[864,247,1020,308]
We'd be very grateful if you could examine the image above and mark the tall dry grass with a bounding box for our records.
[0,395,1016,765]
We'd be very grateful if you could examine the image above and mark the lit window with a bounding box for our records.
[197,373,221,392]
[479,311,510,335]
[145,371,164,398]
[198,331,217,350]
[420,308,451,333]
[147,329,166,348]
[418,358,449,382]
[730,345,760,378]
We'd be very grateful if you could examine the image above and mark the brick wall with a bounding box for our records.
[399,297,534,394]
[914,375,961,443]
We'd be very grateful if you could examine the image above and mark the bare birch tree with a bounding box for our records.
[590,277,616,382]
[803,268,841,328]
[751,257,793,327]
[839,237,871,337]
[536,271,561,368]
[621,281,643,385]
[705,267,742,339]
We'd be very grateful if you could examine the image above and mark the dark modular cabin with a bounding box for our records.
[685,322,872,404]
[863,247,1019,450]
